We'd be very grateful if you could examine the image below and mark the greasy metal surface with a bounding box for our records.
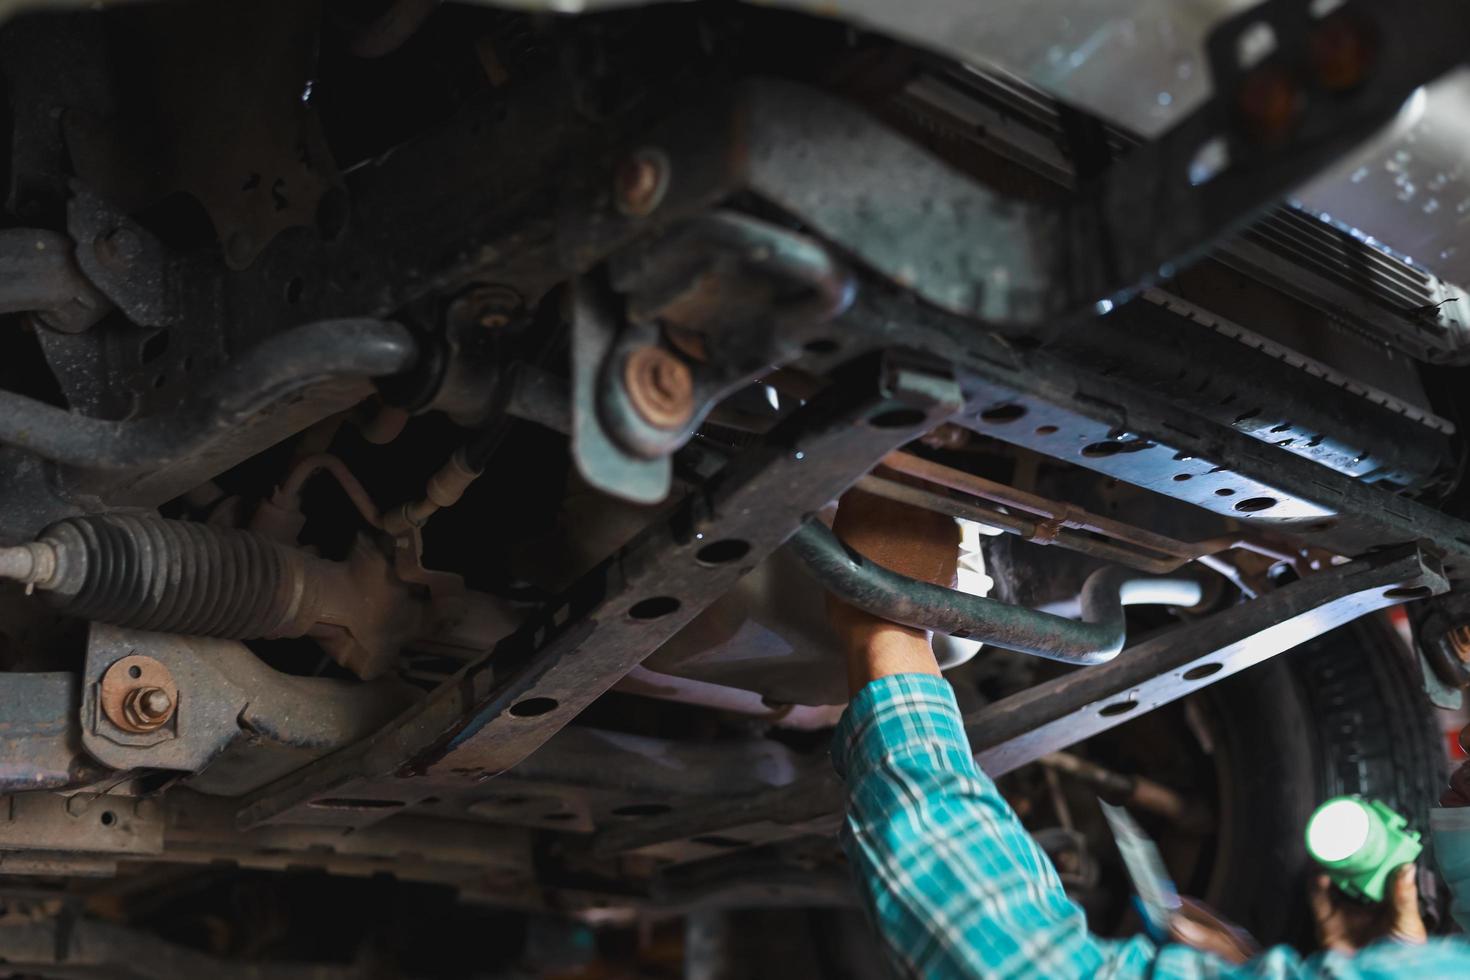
[791,520,1140,665]
[1058,293,1454,491]
[239,358,962,828]
[98,654,176,735]
[0,318,415,495]
[0,672,99,791]
[163,793,534,896]
[0,228,109,331]
[967,547,1445,774]
[60,0,340,272]
[82,627,411,788]
[0,792,162,855]
[0,782,534,900]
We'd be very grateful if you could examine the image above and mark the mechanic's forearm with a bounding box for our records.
[841,619,940,696]
[835,672,1163,977]
[836,670,1325,977]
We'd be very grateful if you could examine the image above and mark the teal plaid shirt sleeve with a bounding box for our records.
[832,672,1470,980]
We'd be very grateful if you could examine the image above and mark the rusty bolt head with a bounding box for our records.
[624,346,695,430]
[100,655,178,734]
[123,687,174,730]
[614,148,669,217]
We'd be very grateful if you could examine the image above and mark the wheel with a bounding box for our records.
[1202,613,1448,946]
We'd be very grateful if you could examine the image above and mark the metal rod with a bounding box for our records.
[882,451,1206,559]
[0,229,110,333]
[0,319,417,470]
[788,520,1202,665]
[1040,752,1213,833]
[877,453,1299,567]
[856,475,1187,574]
[278,454,383,530]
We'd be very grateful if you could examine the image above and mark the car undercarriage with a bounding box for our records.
[0,0,1469,974]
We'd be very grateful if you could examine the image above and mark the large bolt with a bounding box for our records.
[623,346,694,430]
[100,654,178,734]
[122,686,174,731]
[614,148,669,217]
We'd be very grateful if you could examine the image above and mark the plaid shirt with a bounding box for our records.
[833,673,1470,979]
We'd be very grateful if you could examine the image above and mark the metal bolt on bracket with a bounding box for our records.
[623,346,694,430]
[123,688,174,731]
[99,655,179,735]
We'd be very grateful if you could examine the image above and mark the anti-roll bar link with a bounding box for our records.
[787,520,1202,665]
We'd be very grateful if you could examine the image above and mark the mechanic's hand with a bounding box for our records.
[826,488,960,693]
[1167,897,1261,965]
[1309,865,1427,953]
[830,488,960,588]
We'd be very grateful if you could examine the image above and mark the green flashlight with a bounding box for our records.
[1304,795,1422,902]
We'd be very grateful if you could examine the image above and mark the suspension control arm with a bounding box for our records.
[0,318,417,471]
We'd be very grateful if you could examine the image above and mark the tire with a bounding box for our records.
[1202,612,1447,947]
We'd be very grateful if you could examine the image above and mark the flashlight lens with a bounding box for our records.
[1307,798,1371,862]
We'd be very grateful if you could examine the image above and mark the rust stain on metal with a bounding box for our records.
[623,346,694,430]
[100,655,178,734]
